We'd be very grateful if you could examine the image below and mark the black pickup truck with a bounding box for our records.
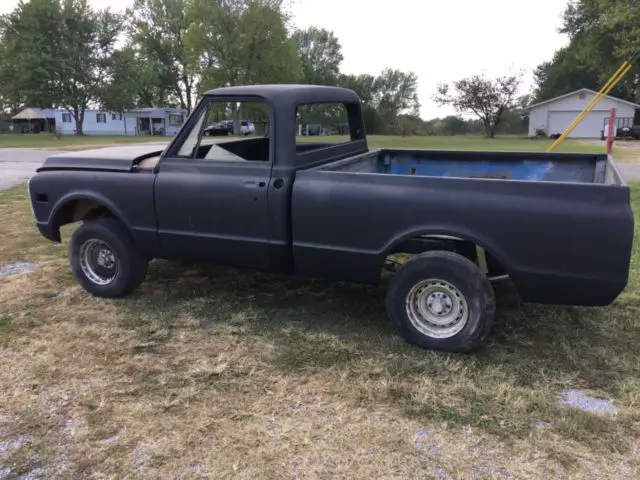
[27,85,634,353]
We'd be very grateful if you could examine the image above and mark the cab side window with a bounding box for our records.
[174,99,271,162]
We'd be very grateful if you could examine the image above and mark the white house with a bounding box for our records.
[12,107,187,136]
[527,88,640,139]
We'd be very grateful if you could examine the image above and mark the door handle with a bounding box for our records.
[243,181,266,188]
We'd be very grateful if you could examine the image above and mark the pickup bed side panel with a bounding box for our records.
[290,171,634,306]
[28,171,161,256]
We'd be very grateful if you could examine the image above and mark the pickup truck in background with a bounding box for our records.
[27,84,635,353]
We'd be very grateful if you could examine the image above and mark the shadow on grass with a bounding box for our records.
[112,260,640,453]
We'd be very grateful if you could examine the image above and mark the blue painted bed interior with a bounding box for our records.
[375,153,596,183]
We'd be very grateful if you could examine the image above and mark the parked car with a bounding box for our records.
[239,120,255,135]
[600,126,640,141]
[27,84,634,353]
[203,119,255,136]
[203,120,233,136]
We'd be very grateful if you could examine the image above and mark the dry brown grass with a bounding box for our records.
[1,185,640,479]
[613,141,640,163]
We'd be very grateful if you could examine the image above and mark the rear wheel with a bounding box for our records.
[386,250,495,353]
[69,218,148,298]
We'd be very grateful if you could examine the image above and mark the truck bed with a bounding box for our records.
[316,148,625,185]
[291,147,633,307]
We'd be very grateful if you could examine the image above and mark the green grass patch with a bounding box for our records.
[0,132,166,149]
[0,131,615,155]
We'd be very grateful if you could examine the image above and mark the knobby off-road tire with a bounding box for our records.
[386,250,495,353]
[69,218,148,298]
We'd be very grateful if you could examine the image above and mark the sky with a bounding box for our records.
[1,0,571,117]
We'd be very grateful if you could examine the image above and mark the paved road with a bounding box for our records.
[0,148,58,191]
[2,147,640,193]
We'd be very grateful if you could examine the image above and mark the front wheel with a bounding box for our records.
[69,218,148,298]
[386,250,495,353]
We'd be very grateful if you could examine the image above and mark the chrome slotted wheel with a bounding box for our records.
[79,238,119,286]
[405,279,469,339]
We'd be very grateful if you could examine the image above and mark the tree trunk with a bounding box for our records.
[483,121,492,138]
[232,102,240,136]
[74,108,84,135]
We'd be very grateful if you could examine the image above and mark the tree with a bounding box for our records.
[0,0,66,109]
[0,0,123,134]
[293,26,343,85]
[598,0,640,59]
[433,73,523,138]
[533,0,640,105]
[532,46,602,102]
[129,0,199,112]
[186,0,301,133]
[372,68,420,130]
[337,70,420,134]
[56,1,123,135]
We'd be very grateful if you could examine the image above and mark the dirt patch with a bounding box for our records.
[0,262,39,277]
[560,389,618,415]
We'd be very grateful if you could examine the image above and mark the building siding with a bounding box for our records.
[55,110,126,135]
[49,108,187,136]
[528,91,637,138]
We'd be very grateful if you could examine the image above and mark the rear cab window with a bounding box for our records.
[294,101,366,167]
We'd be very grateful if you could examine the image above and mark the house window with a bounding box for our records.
[168,113,184,126]
[62,113,72,123]
[111,112,122,120]
[96,113,107,123]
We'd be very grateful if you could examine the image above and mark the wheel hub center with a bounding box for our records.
[96,249,115,269]
[426,291,452,316]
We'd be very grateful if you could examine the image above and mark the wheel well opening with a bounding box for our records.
[384,235,509,280]
[52,199,116,240]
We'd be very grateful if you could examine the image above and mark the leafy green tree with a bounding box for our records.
[56,1,123,134]
[293,26,343,85]
[598,0,640,59]
[533,0,640,104]
[338,71,420,134]
[434,73,523,138]
[187,0,301,133]
[0,0,65,109]
[373,68,420,130]
[129,0,199,112]
[0,0,123,134]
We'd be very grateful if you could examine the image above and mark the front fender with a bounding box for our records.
[48,190,129,227]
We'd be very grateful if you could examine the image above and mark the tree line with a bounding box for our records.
[0,0,421,135]
[2,0,636,138]
[532,0,640,113]
[430,1,640,138]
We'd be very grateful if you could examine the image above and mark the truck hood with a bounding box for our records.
[37,144,168,172]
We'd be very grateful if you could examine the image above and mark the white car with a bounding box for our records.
[239,120,255,135]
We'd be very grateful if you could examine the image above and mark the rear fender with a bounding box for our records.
[381,226,512,276]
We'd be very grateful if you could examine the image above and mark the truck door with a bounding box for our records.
[153,98,274,269]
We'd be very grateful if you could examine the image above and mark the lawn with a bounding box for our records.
[0,131,620,155]
[0,133,166,149]
[0,184,639,478]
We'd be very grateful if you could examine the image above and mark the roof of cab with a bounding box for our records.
[202,84,360,104]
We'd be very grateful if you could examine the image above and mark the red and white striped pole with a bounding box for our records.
[606,107,617,155]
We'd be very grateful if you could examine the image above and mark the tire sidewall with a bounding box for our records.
[387,253,495,353]
[70,220,143,297]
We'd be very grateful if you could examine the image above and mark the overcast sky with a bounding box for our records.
[1,0,571,117]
